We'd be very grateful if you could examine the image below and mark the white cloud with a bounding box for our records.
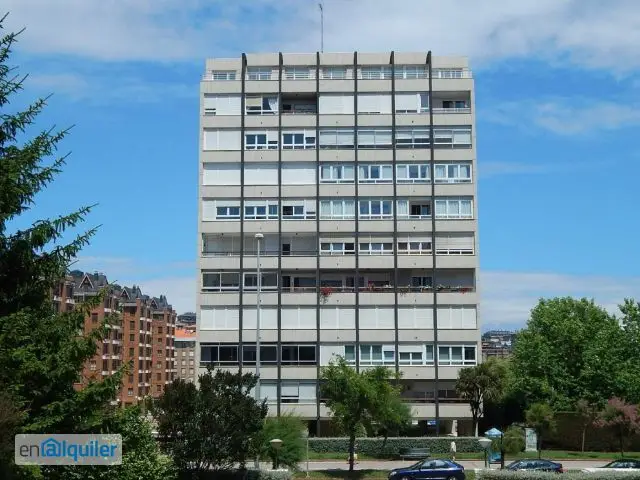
[480,271,640,330]
[4,0,640,73]
[484,99,640,135]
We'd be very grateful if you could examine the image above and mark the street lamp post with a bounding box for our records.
[254,233,264,470]
[478,437,492,469]
[270,438,283,470]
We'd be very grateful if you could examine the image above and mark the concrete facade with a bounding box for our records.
[197,52,480,435]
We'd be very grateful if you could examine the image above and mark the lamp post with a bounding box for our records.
[270,438,283,470]
[254,233,264,470]
[301,428,309,477]
[478,437,492,469]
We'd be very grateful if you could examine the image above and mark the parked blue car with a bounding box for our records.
[388,459,465,480]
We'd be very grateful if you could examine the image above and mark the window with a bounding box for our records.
[434,198,473,219]
[215,205,241,220]
[129,334,135,341]
[434,127,472,148]
[203,129,241,151]
[127,388,133,397]
[158,326,163,335]
[434,164,472,183]
[358,128,392,149]
[442,100,468,110]
[411,276,433,288]
[320,164,355,183]
[212,70,236,81]
[358,164,393,183]
[394,65,427,79]
[318,94,354,114]
[319,128,355,149]
[359,200,393,219]
[202,272,240,291]
[359,242,393,255]
[438,345,477,366]
[397,238,432,254]
[281,344,317,365]
[436,234,474,255]
[89,360,97,371]
[282,202,316,220]
[358,93,392,114]
[245,131,278,150]
[398,349,423,365]
[284,67,312,79]
[321,67,348,79]
[181,368,186,375]
[200,344,239,364]
[245,95,278,115]
[242,344,278,364]
[396,164,430,183]
[320,242,355,255]
[129,321,135,330]
[203,94,241,116]
[281,381,316,403]
[395,92,429,113]
[359,344,395,365]
[243,272,278,290]
[246,67,273,80]
[91,313,98,323]
[282,130,316,149]
[244,202,279,220]
[319,200,356,220]
[395,128,430,148]
[360,66,392,79]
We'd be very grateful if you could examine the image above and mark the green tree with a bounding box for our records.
[154,369,268,478]
[617,299,640,403]
[255,413,305,470]
[0,16,122,477]
[455,358,507,435]
[595,398,640,458]
[575,399,599,453]
[320,357,409,472]
[510,297,629,410]
[525,403,556,459]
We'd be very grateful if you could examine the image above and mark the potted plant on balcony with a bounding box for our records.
[320,286,333,304]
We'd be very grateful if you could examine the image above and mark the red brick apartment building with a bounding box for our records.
[53,270,177,405]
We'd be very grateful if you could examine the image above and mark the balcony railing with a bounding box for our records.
[401,390,466,404]
[202,284,475,294]
[432,107,472,114]
[202,250,318,257]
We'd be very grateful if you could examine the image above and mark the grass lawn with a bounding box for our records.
[307,450,640,461]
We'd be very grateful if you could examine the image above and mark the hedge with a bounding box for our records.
[308,437,482,457]
[477,472,640,480]
[177,469,292,480]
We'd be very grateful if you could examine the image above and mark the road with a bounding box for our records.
[299,459,606,471]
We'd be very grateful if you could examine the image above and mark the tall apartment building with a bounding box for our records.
[54,271,177,405]
[197,52,480,436]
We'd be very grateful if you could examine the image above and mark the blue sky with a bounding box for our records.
[4,0,640,330]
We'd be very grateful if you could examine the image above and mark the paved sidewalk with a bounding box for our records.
[301,459,605,471]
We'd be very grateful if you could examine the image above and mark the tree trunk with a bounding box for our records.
[471,416,478,438]
[348,433,356,472]
[619,427,625,458]
[581,426,586,453]
[537,432,542,459]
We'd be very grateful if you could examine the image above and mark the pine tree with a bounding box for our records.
[0,14,122,476]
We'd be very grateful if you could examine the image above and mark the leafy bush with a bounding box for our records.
[478,471,640,480]
[256,413,305,469]
[308,437,482,457]
[492,425,525,455]
[179,469,292,480]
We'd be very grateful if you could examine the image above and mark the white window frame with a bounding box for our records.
[397,238,432,255]
[284,67,313,80]
[394,65,427,79]
[319,164,355,183]
[394,92,429,114]
[282,202,316,220]
[357,128,393,149]
[245,95,278,115]
[321,67,348,79]
[434,163,472,183]
[435,234,475,255]
[359,66,392,80]
[320,242,355,255]
[320,200,356,220]
[359,200,393,220]
[244,201,279,220]
[282,130,316,150]
[212,70,236,81]
[243,272,279,291]
[396,164,430,183]
[358,344,395,366]
[434,198,474,219]
[438,345,477,366]
[319,128,355,149]
[433,127,472,148]
[215,205,241,220]
[246,67,274,81]
[358,164,393,183]
[411,276,433,288]
[245,131,278,150]
[202,272,240,292]
[359,242,393,255]
[395,128,430,148]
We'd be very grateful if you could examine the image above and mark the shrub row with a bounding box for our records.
[477,472,640,480]
[308,437,482,457]
[178,469,292,480]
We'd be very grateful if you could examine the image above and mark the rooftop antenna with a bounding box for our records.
[319,2,324,53]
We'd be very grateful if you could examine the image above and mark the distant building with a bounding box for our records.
[481,330,516,360]
[176,312,197,332]
[175,329,197,383]
[53,270,177,405]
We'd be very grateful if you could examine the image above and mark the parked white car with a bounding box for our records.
[582,459,640,473]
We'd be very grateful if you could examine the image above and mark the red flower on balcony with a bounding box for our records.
[320,286,333,297]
